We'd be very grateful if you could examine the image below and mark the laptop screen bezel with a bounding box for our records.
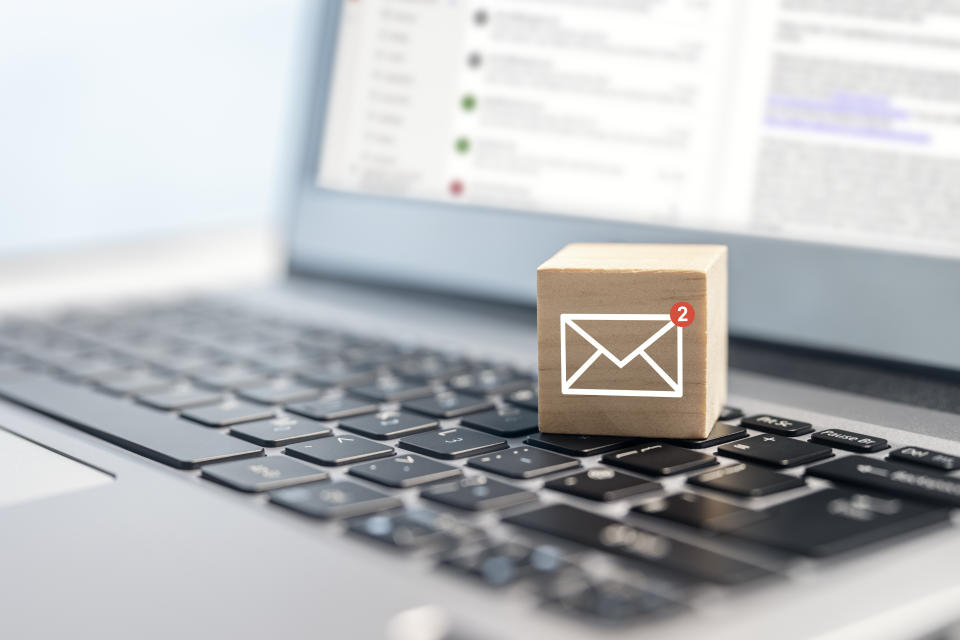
[285,0,960,371]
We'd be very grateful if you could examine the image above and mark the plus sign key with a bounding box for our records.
[717,434,833,468]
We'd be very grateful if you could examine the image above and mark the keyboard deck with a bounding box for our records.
[0,300,957,625]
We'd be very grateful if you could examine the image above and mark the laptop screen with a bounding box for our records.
[315,1,960,259]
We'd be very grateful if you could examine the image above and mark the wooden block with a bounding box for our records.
[537,243,727,439]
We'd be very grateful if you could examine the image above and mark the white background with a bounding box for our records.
[0,0,304,256]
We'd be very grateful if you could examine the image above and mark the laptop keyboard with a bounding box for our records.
[0,300,957,623]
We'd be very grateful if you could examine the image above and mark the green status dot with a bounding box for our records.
[461,94,476,112]
[455,137,470,154]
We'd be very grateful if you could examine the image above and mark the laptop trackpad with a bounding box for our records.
[0,427,113,508]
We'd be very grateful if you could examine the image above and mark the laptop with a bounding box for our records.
[4,2,960,638]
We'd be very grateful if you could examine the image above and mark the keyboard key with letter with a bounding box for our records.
[810,429,888,453]
[741,414,813,436]
[888,446,960,472]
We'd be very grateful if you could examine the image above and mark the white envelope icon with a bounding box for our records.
[560,313,682,397]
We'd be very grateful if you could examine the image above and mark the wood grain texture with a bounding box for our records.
[537,243,727,439]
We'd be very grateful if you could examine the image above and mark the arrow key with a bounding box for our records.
[349,453,461,488]
[286,434,394,466]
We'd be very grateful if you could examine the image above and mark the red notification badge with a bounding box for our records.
[670,302,694,328]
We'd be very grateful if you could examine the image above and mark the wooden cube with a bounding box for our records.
[537,243,727,439]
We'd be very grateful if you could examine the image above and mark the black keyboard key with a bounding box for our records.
[339,410,438,440]
[391,355,468,381]
[349,376,436,402]
[717,434,833,468]
[460,406,539,437]
[55,352,135,380]
[810,429,889,453]
[633,493,762,532]
[468,446,579,479]
[297,361,377,387]
[146,347,222,374]
[441,542,555,586]
[449,368,531,396]
[546,468,660,502]
[0,374,263,469]
[201,456,327,492]
[349,453,461,488]
[238,378,323,405]
[718,406,743,421]
[729,488,948,556]
[504,504,768,585]
[505,388,538,411]
[421,475,537,511]
[182,399,276,427]
[286,434,393,466]
[526,433,638,457]
[403,391,494,419]
[137,385,223,410]
[96,368,176,395]
[270,480,401,519]
[741,414,813,436]
[688,462,805,497]
[399,427,507,459]
[542,574,679,621]
[888,446,960,472]
[671,422,748,449]
[191,362,268,390]
[806,456,960,507]
[603,444,717,476]
[348,509,478,552]
[286,395,379,421]
[228,415,331,446]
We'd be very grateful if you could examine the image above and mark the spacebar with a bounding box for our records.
[0,374,264,469]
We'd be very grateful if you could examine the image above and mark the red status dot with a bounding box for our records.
[670,302,694,327]
[449,180,464,196]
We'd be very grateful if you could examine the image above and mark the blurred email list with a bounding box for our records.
[318,0,960,258]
